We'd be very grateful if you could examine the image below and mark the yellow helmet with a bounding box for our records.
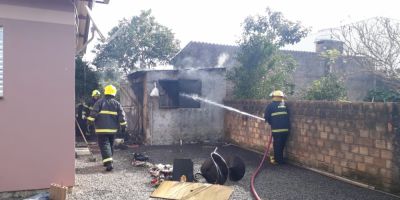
[270,90,285,97]
[104,85,117,96]
[91,90,101,97]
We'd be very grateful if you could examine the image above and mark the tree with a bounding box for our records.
[93,10,180,75]
[302,74,347,101]
[331,17,400,89]
[228,8,309,99]
[75,57,99,103]
[364,88,400,102]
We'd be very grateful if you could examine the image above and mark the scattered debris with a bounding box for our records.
[23,192,49,200]
[133,152,149,161]
[149,164,173,187]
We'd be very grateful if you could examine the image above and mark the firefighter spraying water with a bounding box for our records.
[181,90,290,200]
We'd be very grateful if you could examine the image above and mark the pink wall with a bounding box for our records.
[0,9,75,192]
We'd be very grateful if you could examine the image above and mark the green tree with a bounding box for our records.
[93,10,180,75]
[364,88,400,102]
[302,74,347,101]
[75,57,100,103]
[228,8,309,99]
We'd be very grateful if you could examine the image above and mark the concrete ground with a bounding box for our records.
[69,144,399,200]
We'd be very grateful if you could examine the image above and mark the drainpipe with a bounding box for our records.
[76,26,95,56]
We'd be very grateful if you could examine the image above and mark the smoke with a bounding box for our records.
[216,53,229,68]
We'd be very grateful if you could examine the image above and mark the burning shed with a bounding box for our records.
[121,68,227,145]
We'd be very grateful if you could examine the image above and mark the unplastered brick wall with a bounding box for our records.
[224,100,400,193]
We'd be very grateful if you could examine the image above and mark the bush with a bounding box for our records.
[302,74,347,101]
[364,88,400,102]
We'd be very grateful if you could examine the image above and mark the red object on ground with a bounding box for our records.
[127,144,139,149]
[250,132,273,200]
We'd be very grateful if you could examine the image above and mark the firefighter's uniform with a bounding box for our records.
[88,85,127,171]
[264,90,290,165]
[86,90,101,137]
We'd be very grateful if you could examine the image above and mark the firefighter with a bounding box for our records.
[87,85,127,171]
[264,90,290,165]
[86,90,101,138]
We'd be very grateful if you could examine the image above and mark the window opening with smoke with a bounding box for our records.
[158,79,201,109]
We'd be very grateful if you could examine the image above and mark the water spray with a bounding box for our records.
[180,93,273,200]
[180,94,264,121]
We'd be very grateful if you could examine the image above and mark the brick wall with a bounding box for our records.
[224,100,400,193]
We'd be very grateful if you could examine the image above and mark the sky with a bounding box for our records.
[83,0,400,61]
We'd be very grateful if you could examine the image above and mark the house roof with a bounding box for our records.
[170,41,318,69]
[75,0,93,54]
[170,41,238,69]
[75,0,110,54]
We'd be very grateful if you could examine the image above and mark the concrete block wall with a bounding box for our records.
[224,100,400,193]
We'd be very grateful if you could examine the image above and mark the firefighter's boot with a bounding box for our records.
[105,162,113,171]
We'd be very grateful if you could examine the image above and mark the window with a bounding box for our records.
[178,79,201,108]
[0,27,3,98]
[159,80,180,108]
[158,79,201,109]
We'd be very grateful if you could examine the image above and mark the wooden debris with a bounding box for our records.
[150,181,233,200]
[49,183,68,200]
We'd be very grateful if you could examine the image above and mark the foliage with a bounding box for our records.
[75,57,100,103]
[93,10,180,75]
[364,88,400,102]
[228,8,309,99]
[302,74,347,101]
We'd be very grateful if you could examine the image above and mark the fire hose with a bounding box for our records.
[250,131,273,200]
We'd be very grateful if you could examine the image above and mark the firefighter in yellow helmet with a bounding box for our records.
[87,85,127,171]
[85,90,101,137]
[264,90,290,165]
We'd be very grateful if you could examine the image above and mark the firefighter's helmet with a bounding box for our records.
[91,90,101,97]
[104,85,117,96]
[270,90,285,97]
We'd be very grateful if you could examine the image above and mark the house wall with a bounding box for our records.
[141,69,226,145]
[0,3,75,192]
[172,42,377,101]
[224,100,400,193]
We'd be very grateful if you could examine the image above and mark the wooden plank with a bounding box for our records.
[150,181,233,200]
[49,183,68,200]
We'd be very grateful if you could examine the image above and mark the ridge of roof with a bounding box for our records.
[187,41,238,48]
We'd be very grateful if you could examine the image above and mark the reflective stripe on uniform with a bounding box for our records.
[99,110,118,115]
[271,111,287,116]
[87,117,95,121]
[272,129,289,133]
[103,157,113,163]
[89,107,93,110]
[120,122,127,125]
[96,129,118,133]
[83,104,90,108]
